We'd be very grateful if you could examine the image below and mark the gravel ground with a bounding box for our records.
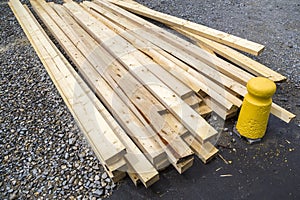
[0,1,116,199]
[1,0,300,199]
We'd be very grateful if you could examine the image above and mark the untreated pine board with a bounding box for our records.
[127,172,140,186]
[183,94,203,110]
[94,0,255,85]
[155,49,243,109]
[196,103,213,118]
[174,27,286,83]
[21,4,128,180]
[93,0,295,123]
[34,6,160,185]
[33,1,167,167]
[82,1,238,110]
[197,42,216,55]
[63,1,218,144]
[175,157,194,174]
[124,153,159,187]
[27,4,129,180]
[11,0,126,167]
[182,134,219,164]
[163,101,219,163]
[162,112,219,163]
[105,0,265,56]
[106,62,194,163]
[81,1,194,100]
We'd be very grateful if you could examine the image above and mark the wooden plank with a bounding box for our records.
[110,170,127,183]
[184,94,203,110]
[105,0,265,56]
[162,112,188,137]
[162,98,218,162]
[203,96,236,120]
[271,103,296,123]
[124,154,159,187]
[92,1,294,123]
[155,158,170,171]
[174,27,286,82]
[104,61,194,166]
[63,1,218,144]
[127,171,140,186]
[196,103,213,118]
[83,0,245,119]
[78,2,216,169]
[197,42,216,55]
[174,157,194,174]
[156,49,248,97]
[182,134,219,164]
[54,2,168,165]
[10,0,126,167]
[33,1,167,166]
[162,111,218,163]
[22,4,128,178]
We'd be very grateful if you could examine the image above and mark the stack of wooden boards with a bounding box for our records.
[9,0,295,187]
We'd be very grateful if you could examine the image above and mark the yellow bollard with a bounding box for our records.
[236,77,276,141]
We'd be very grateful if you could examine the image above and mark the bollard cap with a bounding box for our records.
[247,77,276,98]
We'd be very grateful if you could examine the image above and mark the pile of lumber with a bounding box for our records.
[9,0,295,187]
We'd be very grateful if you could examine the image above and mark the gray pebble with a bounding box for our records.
[69,138,75,145]
[94,175,100,181]
[93,189,103,197]
[105,178,111,183]
[9,191,18,200]
[101,173,107,179]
